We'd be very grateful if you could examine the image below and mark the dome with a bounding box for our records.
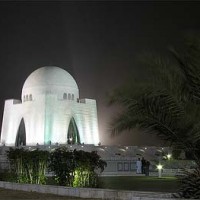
[22,66,79,101]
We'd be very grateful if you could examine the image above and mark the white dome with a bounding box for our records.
[22,66,79,101]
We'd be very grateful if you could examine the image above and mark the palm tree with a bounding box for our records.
[109,35,200,198]
[109,36,200,165]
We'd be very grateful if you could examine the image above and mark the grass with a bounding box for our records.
[0,176,179,199]
[46,176,179,193]
[98,176,179,193]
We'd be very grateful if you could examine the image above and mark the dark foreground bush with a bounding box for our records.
[0,170,16,182]
[174,167,200,199]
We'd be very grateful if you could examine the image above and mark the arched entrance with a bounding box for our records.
[15,118,26,146]
[67,117,81,144]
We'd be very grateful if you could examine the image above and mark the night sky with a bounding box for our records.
[0,1,200,146]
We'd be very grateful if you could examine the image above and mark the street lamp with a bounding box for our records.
[157,164,163,178]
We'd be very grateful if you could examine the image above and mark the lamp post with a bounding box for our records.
[157,164,163,178]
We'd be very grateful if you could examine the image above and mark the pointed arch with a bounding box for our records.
[67,117,81,144]
[29,94,32,101]
[63,93,67,99]
[15,118,26,147]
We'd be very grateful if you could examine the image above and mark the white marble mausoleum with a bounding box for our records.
[1,66,99,146]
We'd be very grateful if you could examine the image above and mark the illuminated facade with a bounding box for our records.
[1,66,99,146]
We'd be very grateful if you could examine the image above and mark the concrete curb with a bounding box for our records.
[0,181,193,200]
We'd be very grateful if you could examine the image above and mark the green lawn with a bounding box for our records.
[98,176,179,193]
[47,176,179,193]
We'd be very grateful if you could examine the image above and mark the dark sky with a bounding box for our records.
[0,1,200,146]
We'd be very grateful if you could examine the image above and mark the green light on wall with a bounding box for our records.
[67,117,80,144]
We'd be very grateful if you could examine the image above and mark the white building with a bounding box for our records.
[1,66,99,146]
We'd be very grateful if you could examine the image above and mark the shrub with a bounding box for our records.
[175,166,200,199]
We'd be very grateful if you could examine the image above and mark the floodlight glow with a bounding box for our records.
[1,66,100,146]
[167,154,172,160]
[157,164,163,178]
[157,164,163,170]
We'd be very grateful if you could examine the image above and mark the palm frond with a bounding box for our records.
[109,36,200,166]
[170,41,200,103]
[175,166,200,199]
[109,87,189,147]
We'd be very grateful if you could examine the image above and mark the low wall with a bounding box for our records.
[0,181,190,200]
